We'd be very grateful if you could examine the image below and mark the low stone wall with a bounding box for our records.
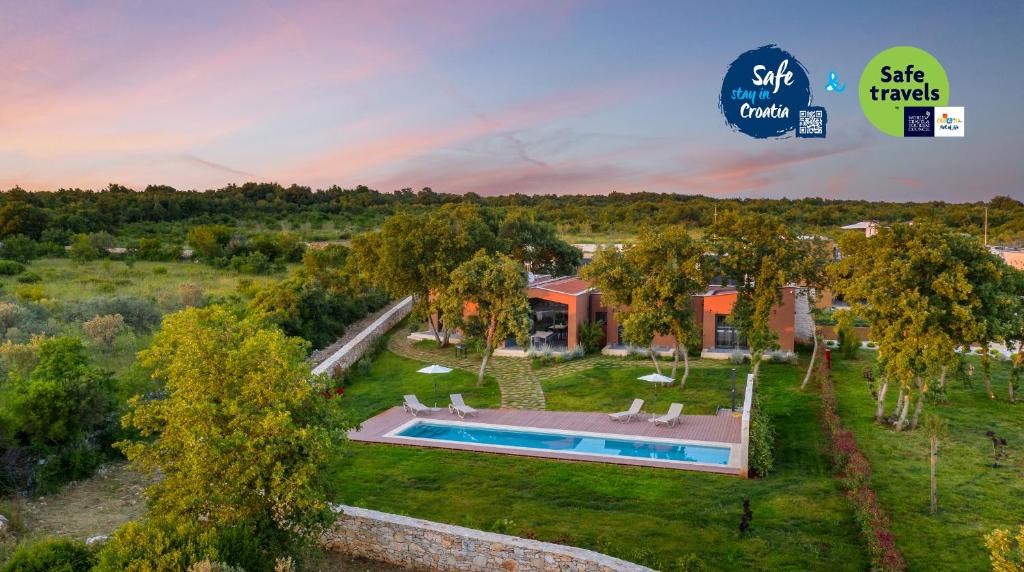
[312,296,413,377]
[322,505,654,572]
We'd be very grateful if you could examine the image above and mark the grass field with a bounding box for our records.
[542,360,749,415]
[327,350,868,570]
[830,353,1023,571]
[0,258,285,303]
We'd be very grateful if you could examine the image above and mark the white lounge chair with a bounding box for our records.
[448,394,479,418]
[403,394,439,417]
[649,403,684,427]
[608,398,644,422]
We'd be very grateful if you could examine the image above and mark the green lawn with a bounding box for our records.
[542,360,749,415]
[338,350,501,424]
[830,354,1023,571]
[327,351,867,570]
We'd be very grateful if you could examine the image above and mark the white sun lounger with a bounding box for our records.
[403,394,439,416]
[608,398,644,422]
[448,394,479,418]
[649,403,684,427]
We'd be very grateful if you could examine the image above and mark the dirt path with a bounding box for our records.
[20,463,154,540]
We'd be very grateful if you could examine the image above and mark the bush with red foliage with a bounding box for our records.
[819,367,906,572]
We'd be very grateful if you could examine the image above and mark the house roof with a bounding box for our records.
[840,221,878,230]
[529,276,593,296]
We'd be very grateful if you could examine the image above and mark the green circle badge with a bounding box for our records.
[859,46,949,136]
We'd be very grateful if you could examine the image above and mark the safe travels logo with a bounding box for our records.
[718,44,826,139]
[859,46,964,137]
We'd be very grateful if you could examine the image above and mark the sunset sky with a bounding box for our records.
[2,0,1022,201]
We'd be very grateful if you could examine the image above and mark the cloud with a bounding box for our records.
[644,139,871,195]
[178,155,255,178]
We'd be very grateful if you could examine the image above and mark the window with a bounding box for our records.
[714,315,747,349]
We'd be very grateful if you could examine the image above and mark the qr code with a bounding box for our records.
[799,109,823,135]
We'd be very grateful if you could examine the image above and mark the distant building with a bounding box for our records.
[839,221,880,237]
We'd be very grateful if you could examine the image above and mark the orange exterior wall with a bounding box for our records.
[526,286,588,350]
[699,288,796,352]
[590,293,703,349]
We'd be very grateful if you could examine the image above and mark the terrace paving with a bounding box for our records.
[349,406,743,475]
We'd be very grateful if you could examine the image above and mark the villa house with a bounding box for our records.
[503,274,802,359]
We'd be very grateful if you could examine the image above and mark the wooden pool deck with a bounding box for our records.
[348,406,744,475]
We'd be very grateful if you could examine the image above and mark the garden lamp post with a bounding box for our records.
[731,368,737,411]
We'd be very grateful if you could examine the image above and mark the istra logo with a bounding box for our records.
[718,44,825,139]
[859,46,964,138]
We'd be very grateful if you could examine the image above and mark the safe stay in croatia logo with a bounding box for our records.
[859,46,964,137]
[718,44,826,139]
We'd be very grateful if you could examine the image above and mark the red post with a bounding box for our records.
[824,348,832,370]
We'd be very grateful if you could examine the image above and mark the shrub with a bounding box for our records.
[178,282,205,308]
[152,266,168,275]
[95,518,212,572]
[748,393,776,477]
[229,251,276,275]
[0,537,96,572]
[82,314,126,350]
[0,260,25,276]
[729,349,747,364]
[576,320,605,354]
[64,296,161,333]
[819,368,906,571]
[15,272,41,284]
[0,235,40,264]
[13,285,45,303]
[985,525,1024,572]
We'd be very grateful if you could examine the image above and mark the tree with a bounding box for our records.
[118,306,339,563]
[582,225,707,388]
[351,205,494,347]
[923,414,948,515]
[0,197,49,240]
[9,337,114,452]
[497,209,582,276]
[438,251,530,385]
[708,211,812,379]
[186,224,233,260]
[82,313,126,350]
[67,234,101,262]
[832,222,999,430]
[0,234,40,263]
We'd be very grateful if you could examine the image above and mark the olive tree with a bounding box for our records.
[438,251,530,385]
[581,225,707,388]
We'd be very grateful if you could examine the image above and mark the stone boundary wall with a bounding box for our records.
[312,296,413,376]
[322,505,654,572]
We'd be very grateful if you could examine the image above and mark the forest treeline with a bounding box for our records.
[2,184,1022,244]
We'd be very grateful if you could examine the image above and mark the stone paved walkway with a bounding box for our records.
[387,335,641,410]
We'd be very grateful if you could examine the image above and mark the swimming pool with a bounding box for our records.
[395,421,731,465]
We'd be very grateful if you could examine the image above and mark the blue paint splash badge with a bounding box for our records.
[718,44,819,139]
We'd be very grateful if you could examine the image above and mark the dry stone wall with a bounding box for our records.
[322,505,654,572]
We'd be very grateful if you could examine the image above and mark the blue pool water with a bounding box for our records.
[396,422,731,465]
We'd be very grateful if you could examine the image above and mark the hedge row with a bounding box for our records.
[819,367,906,572]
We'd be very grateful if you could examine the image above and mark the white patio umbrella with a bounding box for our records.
[637,373,674,384]
[417,364,453,374]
